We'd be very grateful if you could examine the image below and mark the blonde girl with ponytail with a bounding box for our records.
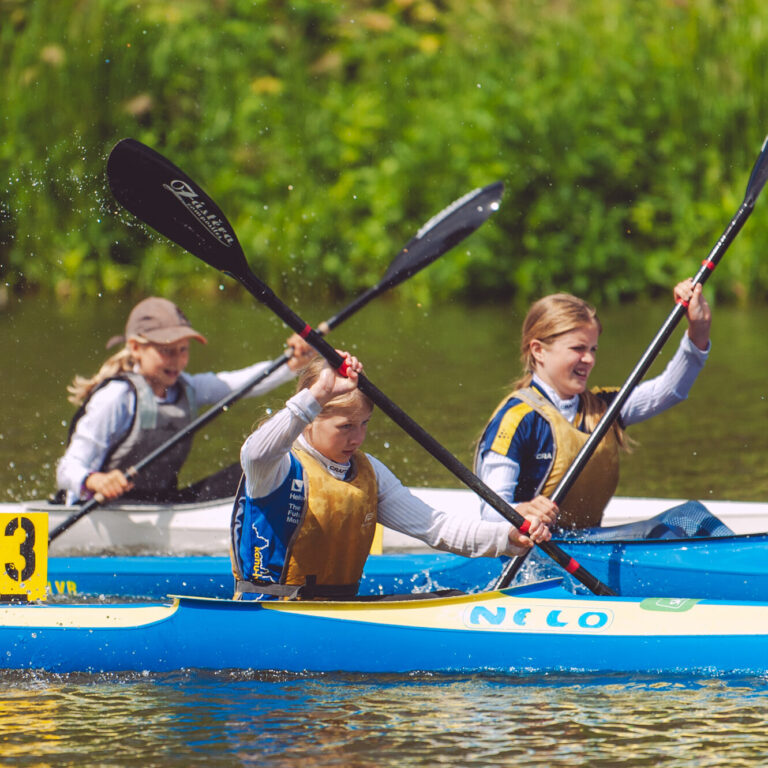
[475,280,712,531]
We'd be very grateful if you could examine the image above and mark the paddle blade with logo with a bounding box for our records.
[107,138,249,281]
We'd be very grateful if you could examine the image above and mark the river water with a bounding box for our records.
[3,671,768,766]
[2,293,768,502]
[2,293,768,765]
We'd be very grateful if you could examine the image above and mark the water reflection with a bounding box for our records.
[1,671,768,766]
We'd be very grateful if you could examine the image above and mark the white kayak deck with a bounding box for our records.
[2,488,767,556]
[387,490,768,551]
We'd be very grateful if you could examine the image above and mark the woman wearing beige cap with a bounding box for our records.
[56,296,314,505]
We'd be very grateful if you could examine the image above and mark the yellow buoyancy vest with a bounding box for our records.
[284,448,379,587]
[481,387,620,528]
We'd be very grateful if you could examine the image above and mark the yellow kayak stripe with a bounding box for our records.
[0,600,179,629]
[2,591,767,637]
[263,591,768,637]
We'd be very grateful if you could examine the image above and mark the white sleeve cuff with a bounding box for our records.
[285,389,323,423]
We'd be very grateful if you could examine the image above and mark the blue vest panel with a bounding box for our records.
[231,454,306,589]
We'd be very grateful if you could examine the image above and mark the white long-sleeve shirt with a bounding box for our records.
[241,388,522,558]
[57,360,295,503]
[477,333,709,521]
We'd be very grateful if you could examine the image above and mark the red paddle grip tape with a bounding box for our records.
[518,519,531,534]
[701,259,716,270]
[675,297,689,308]
[565,558,580,574]
[337,359,350,377]
[299,324,312,339]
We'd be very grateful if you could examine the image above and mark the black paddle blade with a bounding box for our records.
[744,134,768,207]
[107,138,249,278]
[378,181,504,289]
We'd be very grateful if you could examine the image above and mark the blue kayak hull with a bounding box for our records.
[4,580,768,675]
[47,533,768,602]
[47,553,504,600]
[525,533,768,600]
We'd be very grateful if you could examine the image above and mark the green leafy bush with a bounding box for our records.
[2,0,767,304]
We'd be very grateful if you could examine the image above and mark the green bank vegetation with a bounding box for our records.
[1,0,768,305]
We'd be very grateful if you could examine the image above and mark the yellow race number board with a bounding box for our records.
[0,513,47,602]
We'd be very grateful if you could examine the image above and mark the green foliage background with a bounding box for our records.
[2,0,768,306]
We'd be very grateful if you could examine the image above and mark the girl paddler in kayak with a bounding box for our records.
[474,280,733,539]
[231,352,555,600]
[56,296,314,505]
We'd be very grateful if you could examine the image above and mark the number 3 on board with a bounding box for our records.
[0,513,48,602]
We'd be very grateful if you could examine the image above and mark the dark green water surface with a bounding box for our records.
[2,293,767,503]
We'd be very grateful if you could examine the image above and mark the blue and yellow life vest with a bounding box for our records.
[476,386,620,528]
[230,447,378,599]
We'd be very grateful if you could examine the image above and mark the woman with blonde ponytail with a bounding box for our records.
[56,297,315,505]
[474,280,730,537]
[66,346,136,407]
